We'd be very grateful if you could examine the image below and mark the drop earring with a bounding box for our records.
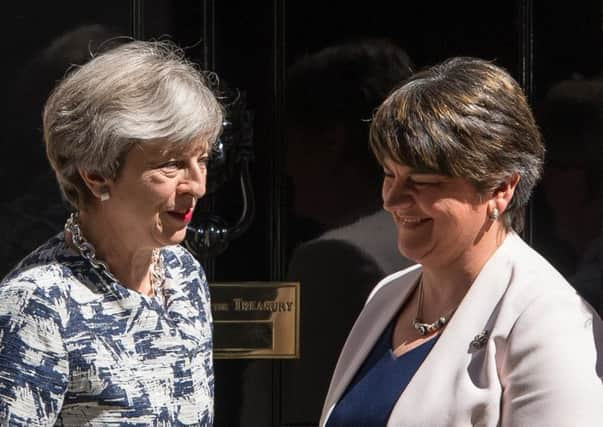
[488,207,499,221]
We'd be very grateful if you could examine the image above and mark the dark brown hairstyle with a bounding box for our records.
[370,57,545,232]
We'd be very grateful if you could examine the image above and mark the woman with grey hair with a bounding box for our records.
[321,57,603,426]
[0,40,222,425]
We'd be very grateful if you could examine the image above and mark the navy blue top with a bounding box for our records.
[326,322,437,426]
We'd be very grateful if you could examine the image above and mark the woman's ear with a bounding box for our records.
[78,169,113,202]
[492,173,520,215]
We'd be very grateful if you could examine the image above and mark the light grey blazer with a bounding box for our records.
[320,233,603,427]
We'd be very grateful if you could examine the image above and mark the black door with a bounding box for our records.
[2,1,601,426]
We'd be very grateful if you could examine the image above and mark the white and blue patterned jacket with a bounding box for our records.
[0,233,213,426]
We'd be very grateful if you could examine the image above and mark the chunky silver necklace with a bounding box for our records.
[412,277,456,336]
[65,212,165,303]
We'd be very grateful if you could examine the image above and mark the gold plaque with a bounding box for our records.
[209,282,300,359]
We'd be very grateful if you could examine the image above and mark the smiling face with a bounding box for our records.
[100,139,209,249]
[382,158,494,271]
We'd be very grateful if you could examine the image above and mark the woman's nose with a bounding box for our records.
[181,163,207,200]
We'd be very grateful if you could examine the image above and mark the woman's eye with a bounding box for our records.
[198,156,209,168]
[409,177,439,187]
[157,156,209,174]
[160,160,182,171]
[382,170,394,178]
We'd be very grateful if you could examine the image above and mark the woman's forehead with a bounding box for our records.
[142,137,209,157]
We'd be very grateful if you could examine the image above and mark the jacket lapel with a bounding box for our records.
[320,265,422,425]
[387,233,520,425]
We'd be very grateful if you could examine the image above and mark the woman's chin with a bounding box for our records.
[168,229,188,245]
[397,243,429,265]
[153,216,190,246]
[150,229,188,248]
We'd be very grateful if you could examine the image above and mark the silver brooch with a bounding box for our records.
[470,330,489,350]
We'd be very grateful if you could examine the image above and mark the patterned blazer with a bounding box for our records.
[0,234,213,426]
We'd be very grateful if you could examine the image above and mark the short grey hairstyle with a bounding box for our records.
[370,57,545,232]
[43,39,223,209]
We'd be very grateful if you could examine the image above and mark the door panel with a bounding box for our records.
[531,0,603,314]
[1,1,131,276]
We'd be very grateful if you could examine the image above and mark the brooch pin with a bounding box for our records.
[470,330,489,350]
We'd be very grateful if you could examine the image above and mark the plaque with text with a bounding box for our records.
[210,282,300,359]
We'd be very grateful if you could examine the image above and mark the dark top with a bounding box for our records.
[326,322,437,426]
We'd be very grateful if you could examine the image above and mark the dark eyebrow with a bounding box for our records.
[409,166,447,176]
[410,171,444,176]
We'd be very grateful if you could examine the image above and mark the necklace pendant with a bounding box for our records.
[412,319,429,336]
[436,316,446,328]
[412,316,448,336]
[412,275,457,337]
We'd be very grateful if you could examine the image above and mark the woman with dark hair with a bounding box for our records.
[321,57,603,426]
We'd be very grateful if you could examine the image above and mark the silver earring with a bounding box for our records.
[100,192,110,202]
[488,207,499,220]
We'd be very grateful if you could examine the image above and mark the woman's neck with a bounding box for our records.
[72,210,155,295]
[420,227,508,316]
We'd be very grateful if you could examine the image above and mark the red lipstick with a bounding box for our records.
[168,208,194,223]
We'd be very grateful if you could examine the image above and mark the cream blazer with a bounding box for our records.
[320,233,603,427]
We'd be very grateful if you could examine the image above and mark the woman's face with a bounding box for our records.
[103,139,209,249]
[382,158,491,270]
